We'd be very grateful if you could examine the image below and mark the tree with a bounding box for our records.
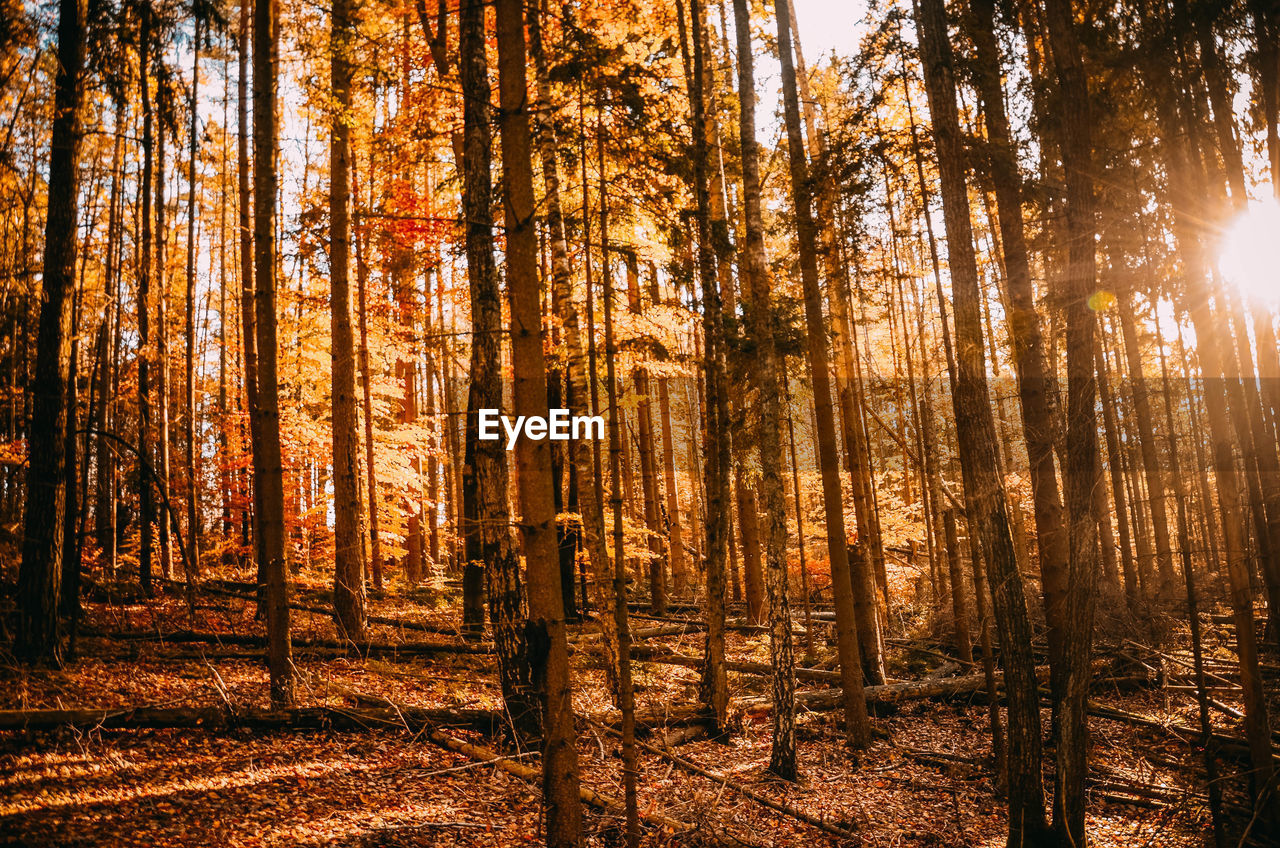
[733,0,797,781]
[913,0,1047,840]
[494,1,584,843]
[16,0,86,665]
[328,0,366,641]
[252,0,293,708]
[1040,0,1101,841]
[457,0,536,733]
[774,0,870,749]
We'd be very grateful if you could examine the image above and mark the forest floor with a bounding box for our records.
[0,566,1253,847]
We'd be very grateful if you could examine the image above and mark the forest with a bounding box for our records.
[2,0,1280,844]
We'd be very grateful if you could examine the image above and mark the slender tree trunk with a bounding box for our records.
[458,0,536,732]
[774,0,869,749]
[329,0,366,640]
[252,0,294,708]
[732,0,796,780]
[528,0,618,694]
[185,17,203,582]
[1041,0,1102,840]
[18,0,85,665]
[914,0,1046,838]
[495,3,584,842]
[354,154,382,591]
[138,3,156,598]
[236,0,262,601]
[681,0,732,733]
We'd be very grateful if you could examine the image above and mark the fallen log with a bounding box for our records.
[183,581,462,636]
[738,672,999,716]
[631,647,843,683]
[0,704,502,733]
[93,629,493,656]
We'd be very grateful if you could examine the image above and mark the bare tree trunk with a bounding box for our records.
[252,0,294,708]
[138,3,156,598]
[17,0,85,665]
[914,0,1046,838]
[495,2,584,842]
[658,378,686,593]
[679,0,731,733]
[528,0,617,693]
[733,0,796,780]
[1041,1,1102,840]
[329,0,366,640]
[456,0,537,735]
[184,16,203,582]
[773,0,869,749]
[236,0,262,600]
[354,153,382,591]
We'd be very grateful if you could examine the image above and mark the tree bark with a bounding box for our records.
[457,0,536,734]
[329,0,366,640]
[774,0,869,749]
[913,0,1047,838]
[733,0,797,780]
[17,0,85,666]
[252,0,294,707]
[494,2,585,842]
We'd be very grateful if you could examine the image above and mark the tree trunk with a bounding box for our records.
[528,0,618,690]
[184,17,202,582]
[733,0,797,781]
[458,0,536,734]
[679,0,731,734]
[774,0,869,749]
[252,0,294,708]
[17,0,85,666]
[138,4,156,598]
[494,2,584,842]
[913,0,1047,838]
[1041,1,1102,841]
[329,0,366,640]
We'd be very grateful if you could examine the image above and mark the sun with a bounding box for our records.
[1219,198,1280,302]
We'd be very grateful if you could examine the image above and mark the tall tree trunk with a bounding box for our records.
[185,16,203,581]
[527,0,618,683]
[329,0,366,640]
[733,0,797,779]
[494,2,584,843]
[599,108,642,848]
[18,0,85,665]
[774,0,869,749]
[236,0,262,600]
[964,0,1071,690]
[458,0,537,732]
[1041,1,1101,841]
[138,2,156,598]
[680,0,732,733]
[252,0,294,708]
[354,153,382,591]
[913,0,1047,838]
[625,253,668,616]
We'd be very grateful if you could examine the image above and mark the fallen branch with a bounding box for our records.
[92,628,492,656]
[738,672,999,716]
[631,647,843,684]
[0,704,502,733]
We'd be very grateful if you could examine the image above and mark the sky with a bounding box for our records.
[789,0,867,61]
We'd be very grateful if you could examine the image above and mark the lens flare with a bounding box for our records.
[1219,198,1280,302]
